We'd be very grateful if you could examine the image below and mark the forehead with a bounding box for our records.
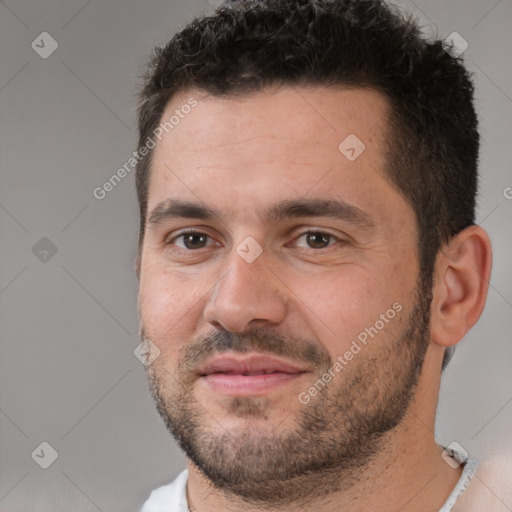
[155,85,388,158]
[147,85,405,227]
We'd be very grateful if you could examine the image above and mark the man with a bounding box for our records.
[136,0,494,510]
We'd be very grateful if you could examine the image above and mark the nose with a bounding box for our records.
[203,245,288,333]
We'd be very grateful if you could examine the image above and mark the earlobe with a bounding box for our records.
[430,225,492,348]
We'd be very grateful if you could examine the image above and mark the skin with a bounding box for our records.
[137,85,492,511]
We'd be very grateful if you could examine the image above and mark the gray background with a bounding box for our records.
[0,0,511,510]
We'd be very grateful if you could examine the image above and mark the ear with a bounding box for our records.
[430,225,492,348]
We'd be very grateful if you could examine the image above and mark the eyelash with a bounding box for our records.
[167,229,343,251]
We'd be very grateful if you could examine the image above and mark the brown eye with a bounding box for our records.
[170,231,213,250]
[305,232,332,249]
[183,233,208,249]
[291,231,339,250]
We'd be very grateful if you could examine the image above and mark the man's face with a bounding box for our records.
[138,86,430,501]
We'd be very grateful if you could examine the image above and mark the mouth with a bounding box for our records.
[196,353,309,396]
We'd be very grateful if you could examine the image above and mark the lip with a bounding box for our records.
[197,353,309,396]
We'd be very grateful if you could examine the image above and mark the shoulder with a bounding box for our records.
[453,456,512,512]
[140,469,189,512]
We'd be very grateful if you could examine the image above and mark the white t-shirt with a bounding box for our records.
[140,453,478,512]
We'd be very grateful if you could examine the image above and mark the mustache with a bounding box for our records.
[141,325,331,373]
[180,328,333,375]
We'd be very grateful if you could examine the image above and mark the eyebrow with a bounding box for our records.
[147,197,375,229]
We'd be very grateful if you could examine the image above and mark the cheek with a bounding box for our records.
[286,265,408,359]
[138,263,207,356]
